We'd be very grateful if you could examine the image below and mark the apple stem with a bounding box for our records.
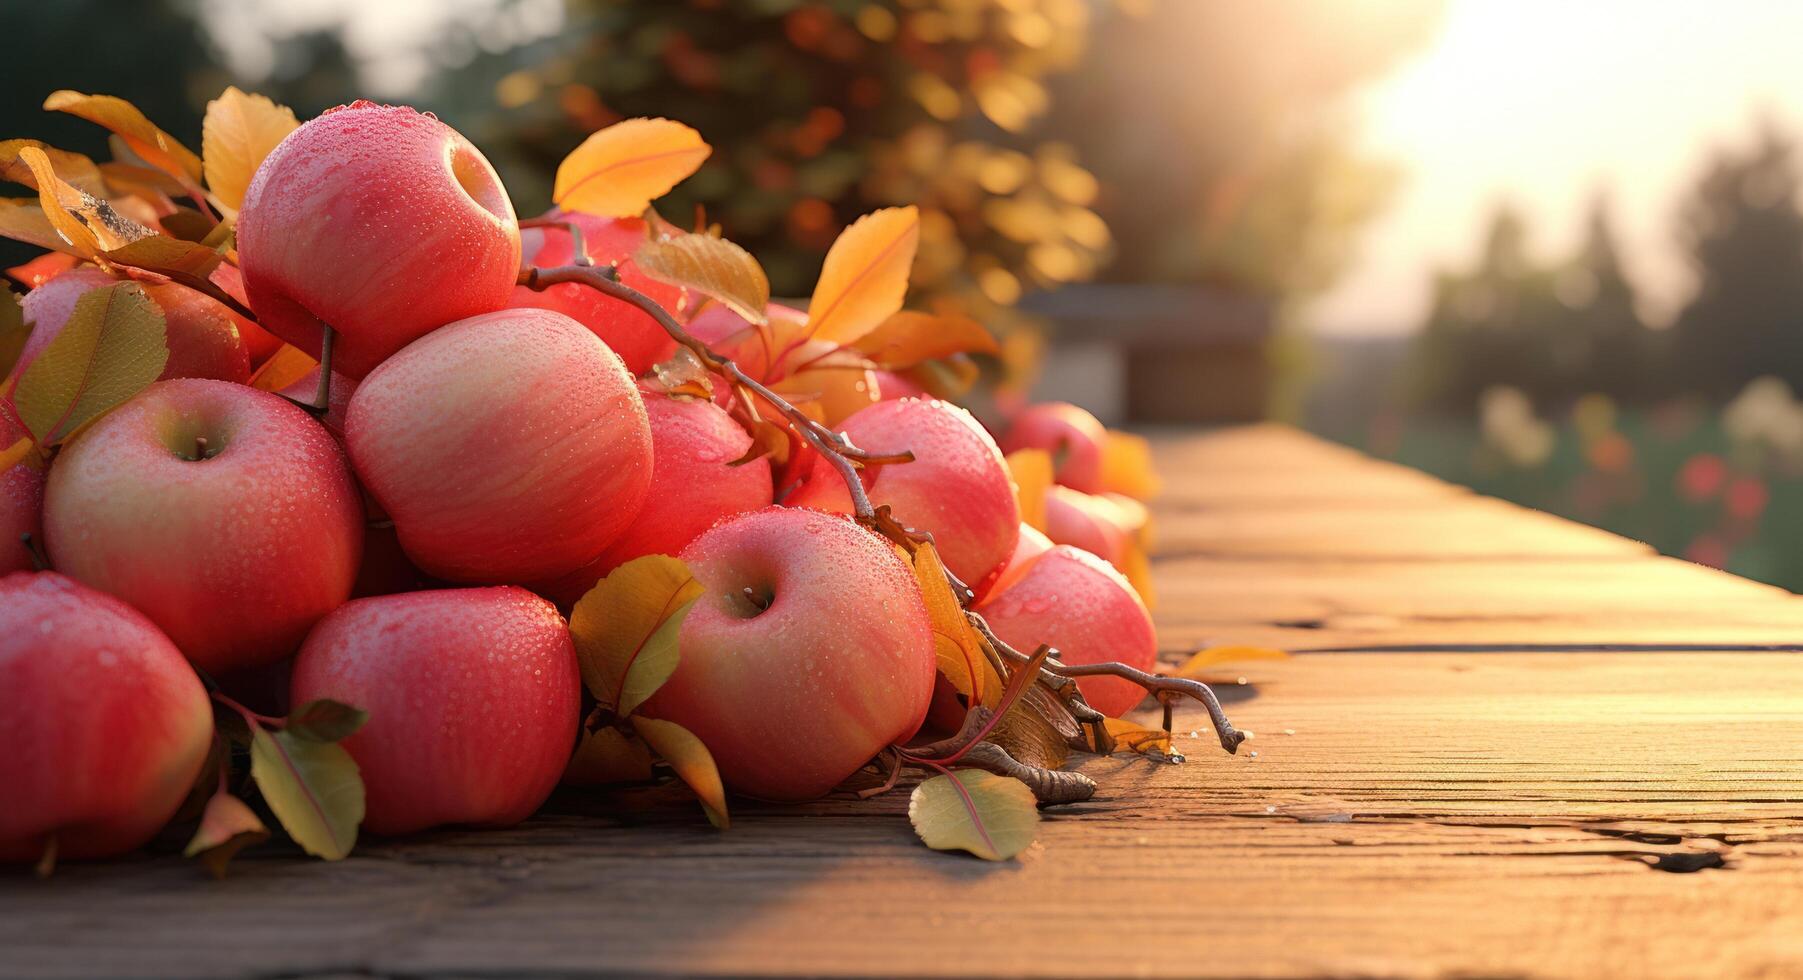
[521,258,1246,757]
[193,435,209,460]
[19,532,48,572]
[519,214,595,267]
[33,833,57,879]
[305,327,335,416]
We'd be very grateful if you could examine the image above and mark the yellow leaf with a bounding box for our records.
[182,790,270,878]
[1,285,27,378]
[1175,646,1291,679]
[563,726,656,787]
[569,554,702,717]
[100,233,225,281]
[248,344,319,392]
[630,716,729,829]
[202,87,299,213]
[0,140,108,198]
[0,436,33,474]
[1006,448,1054,534]
[849,310,998,369]
[20,147,158,258]
[635,231,769,325]
[906,541,999,706]
[248,727,364,861]
[0,198,81,255]
[1103,717,1172,756]
[1101,430,1162,500]
[14,281,168,445]
[807,206,919,345]
[908,769,1038,861]
[44,91,203,187]
[553,117,711,218]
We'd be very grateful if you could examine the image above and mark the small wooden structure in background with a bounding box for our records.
[1021,284,1273,424]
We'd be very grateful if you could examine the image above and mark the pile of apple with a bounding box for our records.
[1,90,1205,870]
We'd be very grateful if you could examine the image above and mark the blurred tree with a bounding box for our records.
[448,0,1113,341]
[1670,125,1803,399]
[1042,0,1441,299]
[1548,194,1655,401]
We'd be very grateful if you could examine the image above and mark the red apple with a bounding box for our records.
[642,507,935,800]
[0,415,43,576]
[289,587,579,835]
[533,388,771,607]
[20,267,250,384]
[43,379,363,674]
[237,101,521,379]
[786,398,1020,591]
[982,521,1055,602]
[346,308,653,584]
[978,544,1156,717]
[1045,484,1135,567]
[511,212,686,375]
[208,263,283,365]
[0,571,211,862]
[276,366,355,446]
[872,369,927,402]
[1000,401,1108,494]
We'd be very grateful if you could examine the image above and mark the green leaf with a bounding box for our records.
[908,770,1039,861]
[630,716,729,829]
[182,790,270,878]
[0,284,27,378]
[285,699,369,743]
[13,281,167,445]
[249,726,364,861]
[569,554,702,717]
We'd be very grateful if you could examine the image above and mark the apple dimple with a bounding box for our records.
[449,141,511,226]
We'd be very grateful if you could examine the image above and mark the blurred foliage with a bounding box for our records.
[1409,123,1803,415]
[1042,1,1440,298]
[1361,383,1803,592]
[447,0,1114,341]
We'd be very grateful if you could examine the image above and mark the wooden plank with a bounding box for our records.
[7,651,1803,979]
[7,425,1800,979]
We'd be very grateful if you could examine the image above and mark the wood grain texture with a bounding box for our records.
[6,425,1801,979]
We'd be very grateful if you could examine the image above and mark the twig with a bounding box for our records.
[519,257,1244,757]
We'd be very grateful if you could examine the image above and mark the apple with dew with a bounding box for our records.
[208,263,283,366]
[642,507,935,800]
[289,587,579,835]
[982,521,1055,602]
[978,543,1157,717]
[0,571,211,863]
[19,268,250,384]
[533,388,771,607]
[1,415,43,577]
[276,366,355,446]
[1044,483,1136,567]
[511,212,686,375]
[43,379,363,674]
[999,401,1108,494]
[346,308,652,584]
[786,397,1020,592]
[237,101,521,379]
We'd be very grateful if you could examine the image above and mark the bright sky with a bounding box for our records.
[1308,0,1803,337]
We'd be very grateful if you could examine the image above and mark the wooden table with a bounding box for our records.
[8,424,1803,978]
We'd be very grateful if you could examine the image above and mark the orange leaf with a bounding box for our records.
[630,716,729,828]
[0,140,108,198]
[807,207,919,345]
[0,436,33,474]
[905,541,1000,706]
[1103,717,1173,757]
[44,91,203,187]
[635,231,769,325]
[569,555,702,717]
[19,147,156,258]
[1174,646,1290,679]
[553,118,710,218]
[249,345,319,392]
[849,310,998,368]
[1005,448,1053,534]
[181,790,270,878]
[563,726,656,787]
[202,87,299,213]
[1100,430,1162,500]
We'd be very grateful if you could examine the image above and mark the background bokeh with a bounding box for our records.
[10,0,1803,591]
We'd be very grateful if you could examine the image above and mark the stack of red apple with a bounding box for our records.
[1,90,1198,871]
